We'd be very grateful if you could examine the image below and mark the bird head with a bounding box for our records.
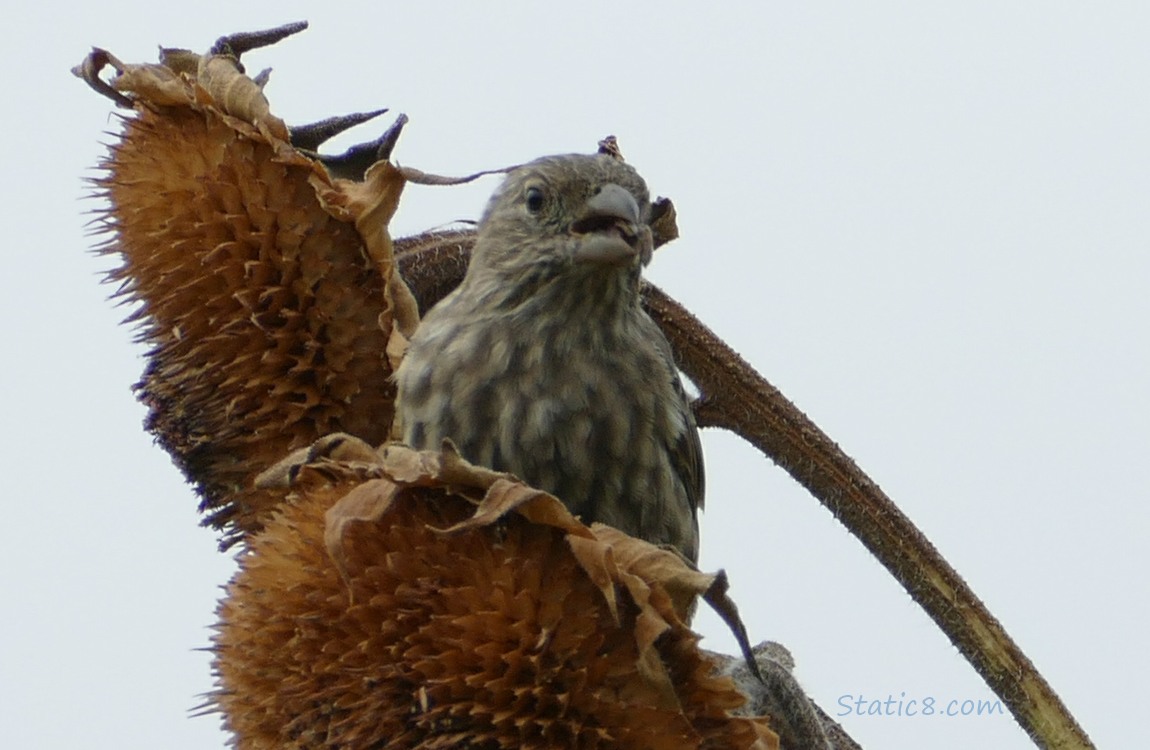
[468,154,657,292]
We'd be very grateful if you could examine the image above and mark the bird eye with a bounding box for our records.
[525,187,545,213]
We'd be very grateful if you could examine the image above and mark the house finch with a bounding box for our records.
[394,153,703,562]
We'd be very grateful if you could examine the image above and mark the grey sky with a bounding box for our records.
[4,2,1143,748]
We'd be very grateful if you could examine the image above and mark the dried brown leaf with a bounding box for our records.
[650,196,679,249]
[254,433,383,489]
[195,53,287,139]
[72,48,134,107]
[593,524,715,619]
[92,102,395,540]
[385,323,411,379]
[73,47,194,106]
[112,63,191,105]
[323,477,401,590]
[437,478,556,532]
[393,232,1091,750]
[83,37,419,542]
[338,160,420,337]
[252,444,314,489]
[215,442,779,749]
[566,533,623,624]
[157,47,200,75]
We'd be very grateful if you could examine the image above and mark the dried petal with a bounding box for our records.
[212,444,778,749]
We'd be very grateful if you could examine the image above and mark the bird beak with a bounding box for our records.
[569,183,651,266]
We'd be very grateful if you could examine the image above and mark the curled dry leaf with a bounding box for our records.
[213,442,779,749]
[82,40,411,544]
[394,236,1097,750]
[157,47,202,76]
[78,23,1094,749]
[311,159,420,339]
[592,525,716,624]
[194,52,287,140]
[253,432,383,489]
[650,196,680,249]
[78,34,529,545]
[74,43,289,141]
[72,47,188,107]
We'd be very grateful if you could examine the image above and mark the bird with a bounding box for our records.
[393,152,703,562]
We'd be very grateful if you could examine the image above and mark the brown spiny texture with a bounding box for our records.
[80,28,1094,750]
[212,443,777,750]
[397,238,1097,750]
[85,46,410,543]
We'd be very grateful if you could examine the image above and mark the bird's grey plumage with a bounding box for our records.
[394,153,703,562]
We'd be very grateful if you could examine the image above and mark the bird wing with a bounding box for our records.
[673,388,706,514]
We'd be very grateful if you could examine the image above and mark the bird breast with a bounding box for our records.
[394,294,694,556]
